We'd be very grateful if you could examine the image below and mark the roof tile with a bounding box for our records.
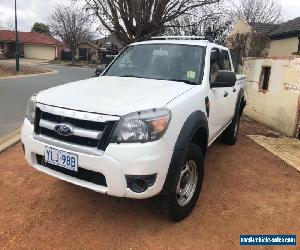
[249,17,300,39]
[268,17,300,38]
[0,30,63,46]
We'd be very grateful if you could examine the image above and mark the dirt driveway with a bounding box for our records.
[0,118,299,249]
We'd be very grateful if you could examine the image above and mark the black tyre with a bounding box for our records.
[162,143,204,221]
[221,105,241,145]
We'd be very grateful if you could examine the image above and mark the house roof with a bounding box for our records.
[249,17,300,39]
[249,23,278,35]
[0,30,63,46]
[268,17,300,38]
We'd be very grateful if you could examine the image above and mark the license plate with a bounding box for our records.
[44,146,78,172]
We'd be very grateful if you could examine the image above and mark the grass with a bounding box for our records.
[0,64,51,77]
[48,59,96,68]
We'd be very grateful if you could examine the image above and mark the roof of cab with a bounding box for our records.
[130,36,227,50]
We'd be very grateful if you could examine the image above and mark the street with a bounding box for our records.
[0,118,299,249]
[0,64,94,137]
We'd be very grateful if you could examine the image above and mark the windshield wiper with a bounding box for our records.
[167,79,199,85]
[118,75,199,85]
[119,75,144,78]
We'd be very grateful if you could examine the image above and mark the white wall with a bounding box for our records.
[269,37,299,57]
[242,57,300,137]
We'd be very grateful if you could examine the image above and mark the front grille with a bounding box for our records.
[40,128,98,148]
[41,112,106,131]
[34,108,116,151]
[36,155,107,186]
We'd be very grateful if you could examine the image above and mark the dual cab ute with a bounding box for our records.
[22,36,247,221]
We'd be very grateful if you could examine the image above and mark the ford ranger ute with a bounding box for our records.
[21,36,247,221]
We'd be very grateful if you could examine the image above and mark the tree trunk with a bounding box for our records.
[71,47,76,65]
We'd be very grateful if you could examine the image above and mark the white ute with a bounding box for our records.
[22,36,247,221]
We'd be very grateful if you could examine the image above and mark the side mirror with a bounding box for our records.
[211,70,236,88]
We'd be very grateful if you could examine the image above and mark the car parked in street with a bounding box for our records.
[94,51,118,77]
[22,36,247,221]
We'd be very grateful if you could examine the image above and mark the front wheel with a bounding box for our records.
[161,143,204,221]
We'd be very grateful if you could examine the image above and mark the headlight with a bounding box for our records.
[111,108,171,143]
[25,95,37,124]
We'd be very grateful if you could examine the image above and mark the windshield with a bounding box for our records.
[104,44,206,84]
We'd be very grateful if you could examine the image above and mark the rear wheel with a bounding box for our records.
[161,143,204,221]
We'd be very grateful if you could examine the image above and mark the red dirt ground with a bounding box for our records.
[0,118,299,249]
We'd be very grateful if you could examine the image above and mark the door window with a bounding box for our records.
[209,49,220,82]
[220,50,232,71]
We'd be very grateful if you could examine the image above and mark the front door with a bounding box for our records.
[220,49,238,120]
[207,48,235,143]
[79,48,87,61]
[8,42,16,57]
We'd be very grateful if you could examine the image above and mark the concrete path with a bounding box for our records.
[248,135,300,172]
[0,128,21,153]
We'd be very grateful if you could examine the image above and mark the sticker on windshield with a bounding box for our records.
[187,71,196,79]
[153,50,169,56]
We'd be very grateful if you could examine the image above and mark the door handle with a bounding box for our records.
[224,91,228,97]
[233,87,236,92]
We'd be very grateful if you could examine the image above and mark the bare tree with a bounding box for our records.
[227,33,248,72]
[166,0,282,43]
[247,32,270,57]
[230,0,282,24]
[48,5,94,64]
[227,31,270,72]
[0,18,14,30]
[165,4,232,43]
[83,0,220,46]
[0,18,3,30]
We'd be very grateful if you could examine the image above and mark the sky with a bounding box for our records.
[0,0,299,31]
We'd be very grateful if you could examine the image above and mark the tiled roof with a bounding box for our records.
[0,30,62,46]
[249,17,300,39]
[249,23,278,35]
[268,17,300,38]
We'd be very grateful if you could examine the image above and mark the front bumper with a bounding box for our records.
[21,119,173,199]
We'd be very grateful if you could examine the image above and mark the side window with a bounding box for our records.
[210,49,220,82]
[220,50,232,71]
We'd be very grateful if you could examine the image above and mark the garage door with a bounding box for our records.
[24,44,56,60]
